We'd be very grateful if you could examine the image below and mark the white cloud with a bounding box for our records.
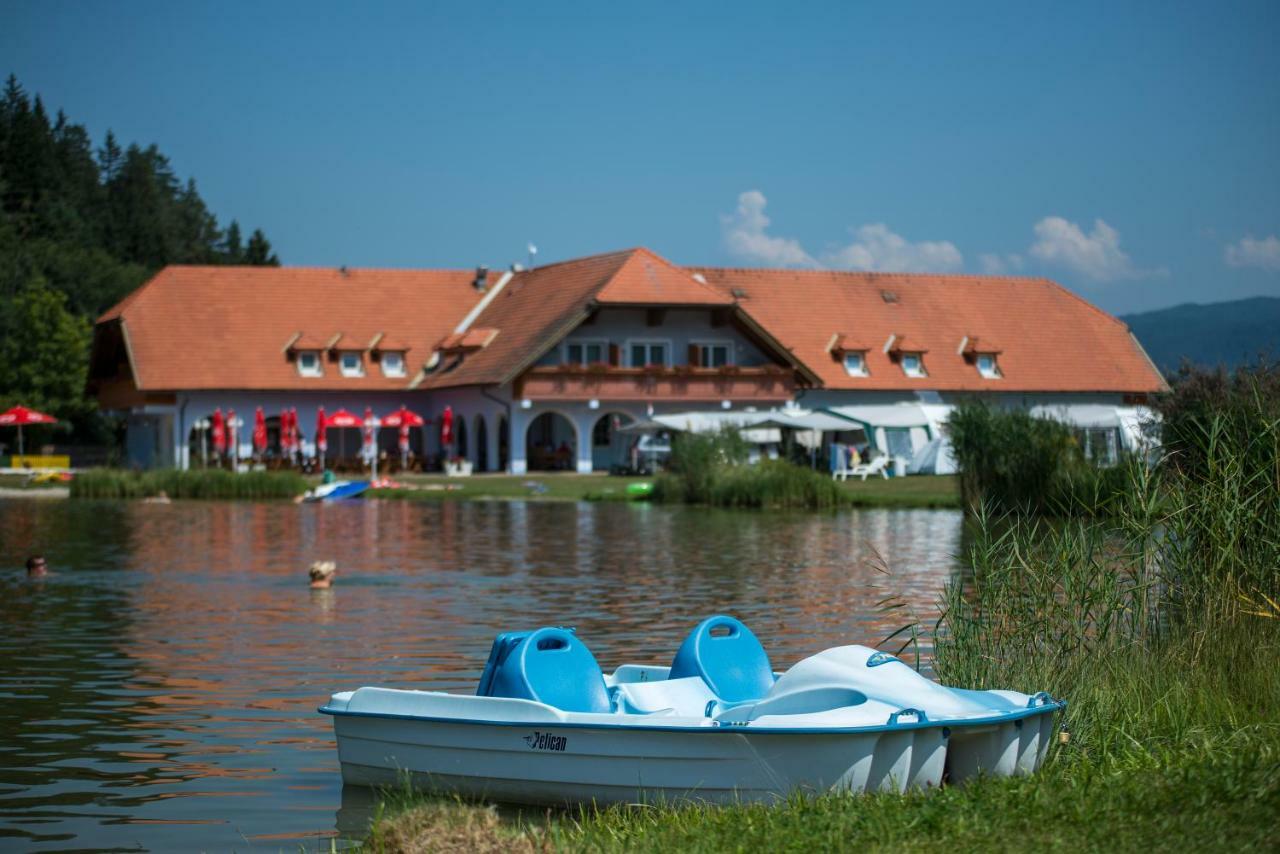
[823,224,964,273]
[978,252,1025,276]
[1224,235,1280,271]
[720,190,817,267]
[1028,216,1150,281]
[721,191,962,273]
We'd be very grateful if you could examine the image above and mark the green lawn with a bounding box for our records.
[368,472,960,509]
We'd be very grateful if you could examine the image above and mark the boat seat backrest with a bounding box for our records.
[480,627,613,714]
[669,615,776,703]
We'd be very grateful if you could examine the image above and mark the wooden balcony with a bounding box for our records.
[514,364,798,402]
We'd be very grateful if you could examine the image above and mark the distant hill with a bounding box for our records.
[1121,296,1280,373]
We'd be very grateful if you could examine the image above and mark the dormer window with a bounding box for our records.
[339,352,365,377]
[901,353,927,378]
[842,351,868,377]
[380,351,406,377]
[975,353,1001,379]
[297,351,322,377]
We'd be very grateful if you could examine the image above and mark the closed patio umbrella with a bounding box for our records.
[362,407,378,479]
[440,405,454,455]
[316,406,328,469]
[0,405,58,460]
[211,408,227,460]
[253,407,268,458]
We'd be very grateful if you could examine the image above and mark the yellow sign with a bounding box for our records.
[7,455,71,469]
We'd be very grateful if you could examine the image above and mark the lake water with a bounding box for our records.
[0,498,963,851]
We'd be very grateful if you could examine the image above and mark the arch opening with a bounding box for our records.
[525,412,576,471]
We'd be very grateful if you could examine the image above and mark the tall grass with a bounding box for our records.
[355,382,1280,852]
[947,401,1133,515]
[71,467,307,499]
[653,428,845,509]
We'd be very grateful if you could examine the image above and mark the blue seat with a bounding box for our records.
[476,627,612,713]
[670,615,775,703]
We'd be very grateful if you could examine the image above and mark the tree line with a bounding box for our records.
[0,74,280,446]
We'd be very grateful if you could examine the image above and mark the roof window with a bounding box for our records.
[339,352,365,378]
[380,351,406,377]
[975,352,1001,379]
[900,353,927,378]
[842,351,868,377]
[297,351,322,377]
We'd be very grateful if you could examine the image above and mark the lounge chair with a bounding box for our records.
[834,454,890,482]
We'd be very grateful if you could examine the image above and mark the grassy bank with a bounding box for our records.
[370,472,960,508]
[355,386,1280,851]
[70,468,307,499]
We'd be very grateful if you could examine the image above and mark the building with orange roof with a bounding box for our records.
[89,248,1165,473]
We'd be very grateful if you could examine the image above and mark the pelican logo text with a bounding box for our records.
[522,731,567,752]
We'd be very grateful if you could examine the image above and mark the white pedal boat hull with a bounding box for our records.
[322,645,1063,806]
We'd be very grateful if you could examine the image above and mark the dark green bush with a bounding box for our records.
[947,401,1131,515]
[653,428,842,509]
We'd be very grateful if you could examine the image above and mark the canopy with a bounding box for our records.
[824,403,933,429]
[0,406,57,426]
[752,411,864,432]
[0,405,57,459]
[324,408,362,428]
[1029,403,1121,429]
[381,407,426,428]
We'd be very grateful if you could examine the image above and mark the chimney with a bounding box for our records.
[473,265,489,291]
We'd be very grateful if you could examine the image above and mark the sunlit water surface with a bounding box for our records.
[0,498,962,851]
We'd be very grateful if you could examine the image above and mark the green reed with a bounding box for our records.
[71,467,308,499]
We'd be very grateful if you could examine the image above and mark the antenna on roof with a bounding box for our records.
[339,265,349,276]
[526,242,538,270]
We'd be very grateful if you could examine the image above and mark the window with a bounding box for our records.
[380,351,406,377]
[842,351,868,377]
[693,341,732,368]
[901,353,926,378]
[628,340,669,367]
[975,353,1001,379]
[565,339,607,365]
[297,351,322,377]
[339,352,364,377]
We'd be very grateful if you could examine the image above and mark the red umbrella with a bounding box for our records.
[211,408,226,456]
[316,406,328,468]
[253,407,268,456]
[324,408,362,428]
[440,405,454,448]
[0,405,57,459]
[380,406,425,428]
[279,407,292,455]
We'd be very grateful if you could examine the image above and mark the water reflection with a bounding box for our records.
[0,498,962,851]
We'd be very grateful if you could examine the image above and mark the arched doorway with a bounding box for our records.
[475,415,489,472]
[498,414,510,472]
[591,411,634,471]
[455,416,468,460]
[525,412,576,471]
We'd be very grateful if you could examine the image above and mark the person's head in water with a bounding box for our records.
[26,555,47,577]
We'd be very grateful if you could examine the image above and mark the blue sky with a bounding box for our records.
[6,1,1279,313]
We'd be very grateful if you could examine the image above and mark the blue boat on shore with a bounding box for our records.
[304,480,370,502]
[322,615,1065,805]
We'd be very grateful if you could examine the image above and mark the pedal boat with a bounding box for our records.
[320,616,1064,806]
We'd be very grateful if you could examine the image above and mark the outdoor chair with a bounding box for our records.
[833,454,890,482]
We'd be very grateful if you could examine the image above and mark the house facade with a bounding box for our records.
[88,247,1166,472]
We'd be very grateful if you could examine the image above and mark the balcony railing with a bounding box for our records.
[515,363,797,401]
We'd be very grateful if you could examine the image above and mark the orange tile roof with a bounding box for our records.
[94,249,1166,397]
[418,248,697,390]
[689,267,1166,393]
[98,266,479,390]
